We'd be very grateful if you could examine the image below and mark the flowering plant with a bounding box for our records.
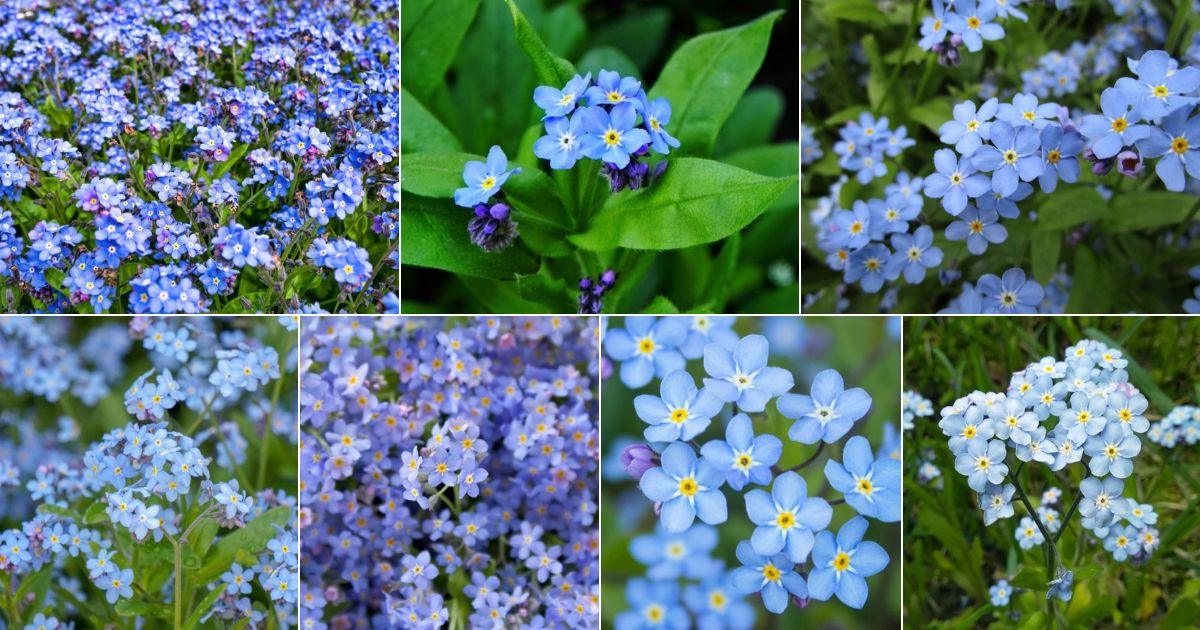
[602,316,901,626]
[401,1,799,314]
[0,1,398,314]
[802,0,1200,314]
[0,316,299,628]
[298,316,600,628]
[903,316,1200,627]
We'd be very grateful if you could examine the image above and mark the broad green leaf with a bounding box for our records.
[1102,191,1200,232]
[822,0,886,23]
[714,86,785,157]
[401,0,482,100]
[723,143,799,213]
[909,99,953,134]
[1037,186,1106,230]
[575,46,639,81]
[84,501,109,524]
[641,295,680,314]
[862,35,887,110]
[188,518,220,563]
[700,233,741,309]
[516,267,575,311]
[1066,246,1112,312]
[213,144,248,181]
[401,88,462,154]
[36,503,79,521]
[504,0,576,87]
[401,195,538,280]
[650,11,783,157]
[194,506,291,583]
[591,7,670,71]
[1031,229,1063,285]
[400,152,567,229]
[458,276,547,312]
[540,4,586,59]
[569,158,794,251]
[115,599,172,618]
[505,163,569,230]
[801,48,828,74]
[183,584,226,630]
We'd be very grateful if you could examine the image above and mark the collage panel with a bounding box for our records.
[903,316,1200,627]
[400,0,800,315]
[0,316,300,628]
[601,316,901,629]
[298,316,600,628]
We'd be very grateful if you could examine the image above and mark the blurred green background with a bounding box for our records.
[601,316,901,628]
[903,316,1200,629]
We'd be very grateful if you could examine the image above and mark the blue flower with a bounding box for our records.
[604,316,688,389]
[867,195,918,239]
[1139,106,1200,192]
[1115,50,1200,120]
[824,435,901,522]
[634,370,723,442]
[925,148,991,215]
[887,225,944,284]
[99,567,135,603]
[1037,124,1083,193]
[954,438,1007,492]
[844,243,894,293]
[730,540,807,614]
[532,73,591,118]
[639,441,727,533]
[453,146,521,208]
[918,0,949,51]
[630,523,718,580]
[831,202,872,250]
[1079,88,1154,160]
[778,369,872,445]
[701,334,794,413]
[978,482,1016,525]
[946,0,1004,53]
[946,205,1007,255]
[640,95,681,154]
[578,103,652,168]
[1104,524,1139,561]
[1046,568,1073,602]
[1016,516,1044,549]
[744,471,832,562]
[807,516,890,609]
[1079,475,1128,529]
[583,69,642,107]
[989,579,1012,606]
[998,93,1058,129]
[700,413,782,490]
[613,578,688,630]
[972,121,1044,197]
[1062,391,1108,443]
[1083,422,1141,478]
[939,98,999,156]
[678,316,738,360]
[977,268,1043,314]
[684,571,755,629]
[1105,391,1149,434]
[533,115,586,170]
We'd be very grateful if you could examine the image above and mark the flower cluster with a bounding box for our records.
[0,1,398,314]
[917,0,1045,65]
[902,390,935,431]
[299,316,600,629]
[1148,404,1200,447]
[607,317,898,618]
[453,146,523,253]
[0,316,299,627]
[938,338,1164,601]
[578,269,617,315]
[832,113,916,185]
[532,69,677,191]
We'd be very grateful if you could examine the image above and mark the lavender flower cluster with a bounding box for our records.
[298,316,600,628]
[0,0,398,314]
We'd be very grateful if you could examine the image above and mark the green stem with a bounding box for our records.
[875,0,922,115]
[1010,461,1059,629]
[1053,492,1083,545]
[173,539,182,630]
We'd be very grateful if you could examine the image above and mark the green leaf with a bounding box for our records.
[115,598,171,618]
[540,4,586,59]
[822,0,886,23]
[15,565,52,609]
[504,0,576,87]
[714,86,785,156]
[194,506,291,583]
[1067,246,1112,312]
[504,163,569,231]
[650,11,783,157]
[399,152,474,198]
[516,267,574,312]
[908,98,953,134]
[213,144,249,181]
[641,295,680,314]
[575,46,639,80]
[84,501,109,524]
[700,233,741,309]
[1038,186,1106,230]
[36,503,79,521]
[188,518,220,563]
[401,195,538,279]
[401,88,462,154]
[401,0,482,100]
[591,7,670,71]
[1101,191,1200,232]
[570,159,793,251]
[182,584,226,630]
[1031,229,1063,285]
[723,143,799,213]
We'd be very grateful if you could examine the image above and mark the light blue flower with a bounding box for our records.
[730,540,807,614]
[613,578,688,630]
[844,243,894,293]
[700,413,782,490]
[988,396,1039,444]
[604,316,689,389]
[533,115,586,170]
[679,316,738,360]
[1016,516,1045,549]
[978,482,1015,525]
[578,103,651,168]
[954,438,1007,492]
[629,523,718,581]
[702,334,794,413]
[824,436,900,522]
[1037,124,1083,193]
[583,69,642,107]
[925,148,991,216]
[997,93,1058,129]
[744,471,832,563]
[778,369,871,444]
[972,121,1044,197]
[1014,427,1058,465]
[1125,502,1157,528]
[532,72,591,118]
[1114,50,1200,120]
[452,146,521,208]
[939,98,999,156]
[1046,568,1073,602]
[1104,524,1139,561]
[635,370,723,443]
[989,579,1012,606]
[1062,392,1108,443]
[946,0,1004,53]
[684,571,755,630]
[807,516,890,609]
[1084,422,1141,478]
[887,225,943,284]
[978,268,1043,314]
[945,205,1008,256]
[943,405,995,455]
[1079,88,1153,160]
[640,94,681,154]
[1079,475,1128,529]
[639,441,727,533]
[1138,105,1200,192]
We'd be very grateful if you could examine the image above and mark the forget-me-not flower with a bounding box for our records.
[778,368,872,445]
[925,148,991,215]
[744,471,832,563]
[807,516,890,609]
[635,370,723,442]
[702,334,794,413]
[700,413,782,491]
[639,442,727,532]
[604,316,689,389]
[453,146,521,208]
[824,435,901,522]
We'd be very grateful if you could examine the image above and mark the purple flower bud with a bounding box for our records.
[1084,148,1114,175]
[488,203,510,220]
[1116,149,1143,177]
[792,595,811,609]
[579,277,593,291]
[620,444,656,480]
[600,269,616,287]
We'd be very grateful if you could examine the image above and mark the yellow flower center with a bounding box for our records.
[776,511,795,529]
[1047,149,1061,164]
[678,477,698,497]
[670,408,689,425]
[1173,137,1189,155]
[1111,117,1128,132]
[856,478,874,495]
[833,552,851,571]
[761,563,781,581]
[480,176,496,191]
[967,16,981,29]
[1003,149,1018,164]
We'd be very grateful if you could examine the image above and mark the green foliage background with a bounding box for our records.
[601,316,901,628]
[401,0,800,314]
[903,316,1200,629]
